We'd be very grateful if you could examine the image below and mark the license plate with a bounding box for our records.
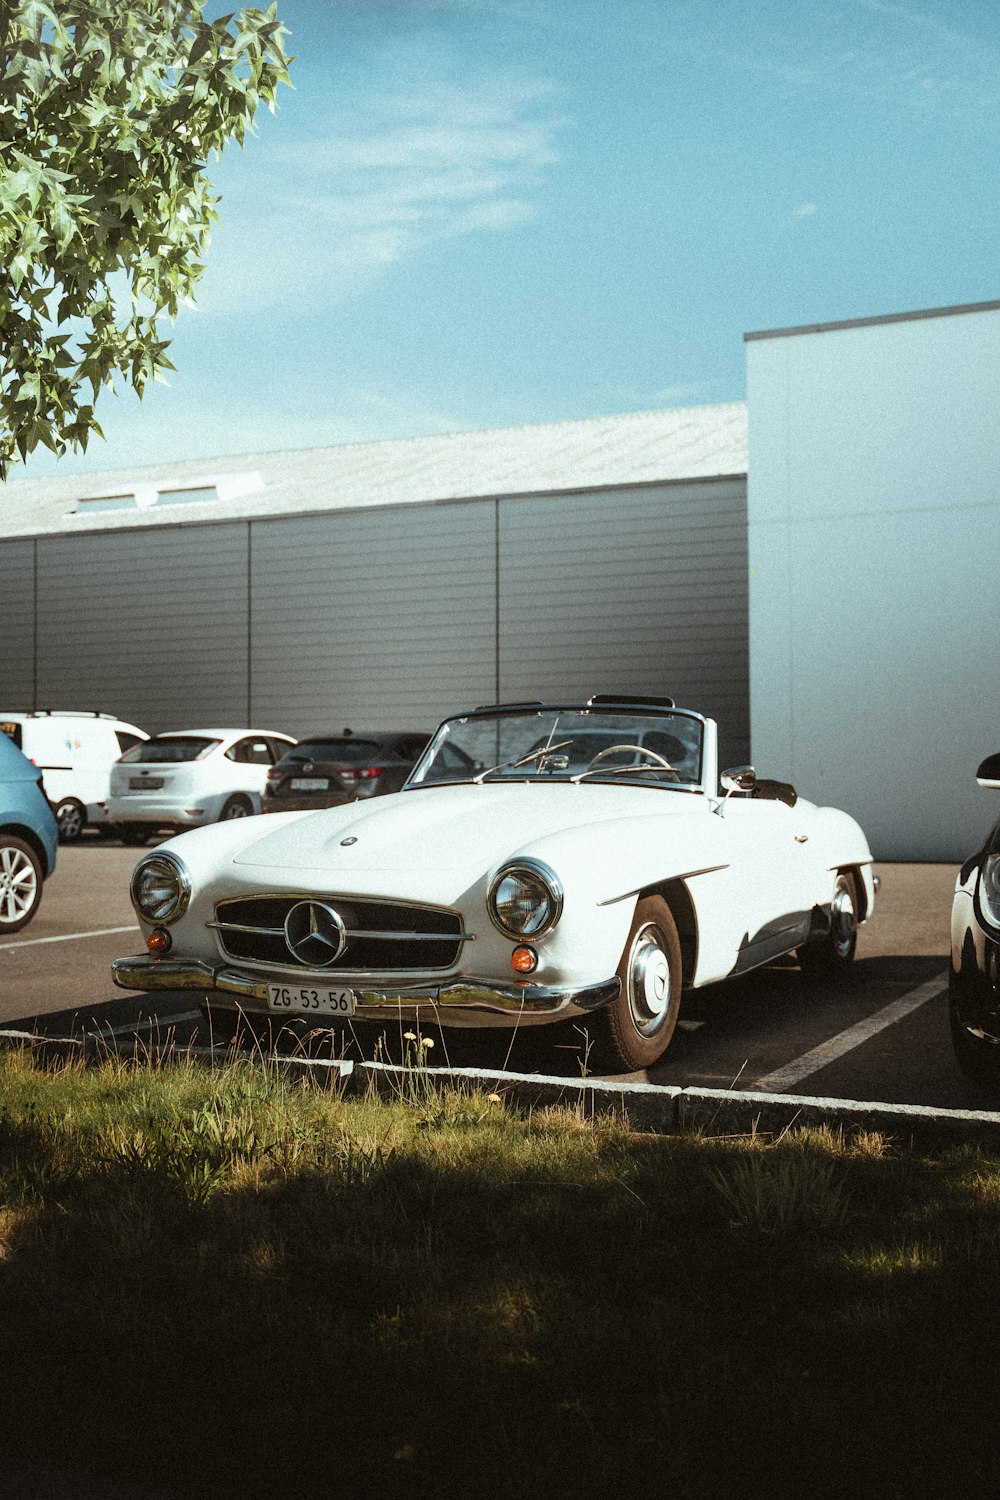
[267,983,355,1016]
[290,777,329,791]
[130,776,163,790]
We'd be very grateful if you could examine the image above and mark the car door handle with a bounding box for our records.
[794,833,809,843]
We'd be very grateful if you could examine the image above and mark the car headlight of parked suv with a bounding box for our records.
[130,852,192,924]
[488,859,563,938]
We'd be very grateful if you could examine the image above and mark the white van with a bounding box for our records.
[0,711,148,841]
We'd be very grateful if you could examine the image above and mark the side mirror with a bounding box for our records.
[977,753,1000,790]
[720,765,756,794]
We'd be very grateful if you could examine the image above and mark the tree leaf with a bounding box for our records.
[0,0,292,474]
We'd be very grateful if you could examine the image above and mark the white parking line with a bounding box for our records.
[754,973,949,1093]
[0,924,140,952]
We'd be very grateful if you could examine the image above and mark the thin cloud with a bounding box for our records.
[792,202,817,217]
[662,1,1000,125]
[200,73,567,314]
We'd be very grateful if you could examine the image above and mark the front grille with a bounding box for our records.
[212,894,467,973]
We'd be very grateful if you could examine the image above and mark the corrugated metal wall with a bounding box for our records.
[498,479,749,768]
[0,477,749,762]
[0,539,34,708]
[29,526,249,730]
[249,502,496,736]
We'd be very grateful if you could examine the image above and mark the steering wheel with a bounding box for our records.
[585,743,676,773]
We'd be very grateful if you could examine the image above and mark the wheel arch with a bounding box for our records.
[0,823,52,877]
[837,863,869,922]
[639,876,698,987]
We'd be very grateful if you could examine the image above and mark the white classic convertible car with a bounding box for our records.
[113,696,877,1070]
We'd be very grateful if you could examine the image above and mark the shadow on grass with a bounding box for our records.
[2,1055,1000,1499]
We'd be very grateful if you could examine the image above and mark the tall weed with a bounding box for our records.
[709,1147,850,1234]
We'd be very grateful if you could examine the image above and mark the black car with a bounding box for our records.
[262,731,430,814]
[949,752,1000,1089]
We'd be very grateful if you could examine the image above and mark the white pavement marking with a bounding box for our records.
[754,974,949,1093]
[0,924,139,951]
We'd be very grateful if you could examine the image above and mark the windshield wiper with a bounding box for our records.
[572,764,681,784]
[474,740,574,783]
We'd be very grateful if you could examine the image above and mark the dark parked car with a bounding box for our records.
[262,731,430,814]
[950,752,1000,1089]
[0,730,59,933]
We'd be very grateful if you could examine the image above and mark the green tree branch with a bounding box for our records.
[0,0,292,478]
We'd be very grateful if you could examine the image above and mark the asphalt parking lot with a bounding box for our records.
[0,840,981,1111]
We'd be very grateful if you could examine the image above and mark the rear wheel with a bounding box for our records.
[220,795,253,821]
[799,871,858,975]
[54,799,86,843]
[593,895,682,1071]
[0,835,43,933]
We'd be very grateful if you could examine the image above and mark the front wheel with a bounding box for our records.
[593,895,682,1071]
[799,871,858,976]
[0,835,43,933]
[949,984,1000,1093]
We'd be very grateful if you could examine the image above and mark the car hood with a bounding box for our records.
[230,781,711,878]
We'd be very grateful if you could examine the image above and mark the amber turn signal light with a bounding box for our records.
[146,927,172,956]
[510,945,537,973]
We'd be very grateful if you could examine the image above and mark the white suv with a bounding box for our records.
[107,728,296,845]
[0,710,148,842]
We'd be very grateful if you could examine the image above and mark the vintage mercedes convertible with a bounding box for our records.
[112,696,877,1070]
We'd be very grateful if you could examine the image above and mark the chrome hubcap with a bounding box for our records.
[225,803,250,819]
[628,924,672,1036]
[0,847,37,925]
[831,882,856,958]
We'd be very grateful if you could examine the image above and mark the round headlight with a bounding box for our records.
[981,853,1000,927]
[488,859,563,939]
[130,853,191,925]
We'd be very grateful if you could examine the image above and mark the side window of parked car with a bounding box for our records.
[116,732,144,754]
[227,738,273,765]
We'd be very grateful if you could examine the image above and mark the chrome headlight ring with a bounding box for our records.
[487,858,564,940]
[130,850,192,925]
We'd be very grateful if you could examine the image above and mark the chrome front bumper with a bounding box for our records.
[111,955,621,1027]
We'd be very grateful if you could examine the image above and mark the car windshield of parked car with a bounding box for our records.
[409,709,703,789]
[118,736,221,764]
[279,739,384,765]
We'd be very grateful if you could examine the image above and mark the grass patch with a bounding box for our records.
[1,1046,1000,1498]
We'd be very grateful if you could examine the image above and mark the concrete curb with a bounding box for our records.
[356,1062,1000,1149]
[357,1059,685,1132]
[4,1027,1000,1149]
[673,1086,1000,1149]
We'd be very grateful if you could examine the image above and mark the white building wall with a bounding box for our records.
[746,302,1000,861]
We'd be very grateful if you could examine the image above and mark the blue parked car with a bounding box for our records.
[0,730,58,933]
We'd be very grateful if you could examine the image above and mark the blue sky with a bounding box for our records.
[18,0,1000,477]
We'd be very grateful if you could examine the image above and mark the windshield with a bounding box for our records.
[119,736,221,764]
[409,708,704,790]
